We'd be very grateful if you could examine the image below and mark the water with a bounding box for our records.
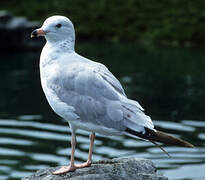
[0,43,205,180]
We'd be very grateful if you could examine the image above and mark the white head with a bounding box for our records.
[31,16,75,48]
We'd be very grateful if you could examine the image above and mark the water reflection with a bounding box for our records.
[0,117,204,180]
[0,45,205,180]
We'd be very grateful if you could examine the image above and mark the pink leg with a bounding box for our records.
[52,133,77,174]
[75,132,95,168]
[52,132,95,175]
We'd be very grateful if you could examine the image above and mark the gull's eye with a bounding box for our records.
[56,23,62,28]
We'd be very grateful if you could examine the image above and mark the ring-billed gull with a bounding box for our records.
[31,16,193,174]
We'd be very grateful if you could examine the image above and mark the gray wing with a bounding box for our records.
[91,61,145,112]
[50,61,153,133]
[54,63,126,131]
[92,62,127,97]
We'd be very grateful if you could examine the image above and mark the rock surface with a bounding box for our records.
[22,157,168,180]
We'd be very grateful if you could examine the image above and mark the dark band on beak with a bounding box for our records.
[31,28,46,38]
[31,30,38,38]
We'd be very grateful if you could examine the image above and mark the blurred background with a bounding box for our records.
[0,1,205,180]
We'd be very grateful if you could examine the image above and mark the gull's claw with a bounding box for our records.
[52,165,76,175]
[75,160,92,168]
[52,161,92,175]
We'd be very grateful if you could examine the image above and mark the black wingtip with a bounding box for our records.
[125,127,194,148]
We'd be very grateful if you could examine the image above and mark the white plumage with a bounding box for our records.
[32,15,155,174]
[39,16,154,134]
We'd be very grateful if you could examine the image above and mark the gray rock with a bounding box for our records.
[22,157,168,180]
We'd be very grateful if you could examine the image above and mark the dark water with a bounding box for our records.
[0,43,205,180]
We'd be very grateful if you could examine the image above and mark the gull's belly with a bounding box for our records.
[42,80,121,135]
[70,120,121,135]
[40,64,76,120]
[40,77,120,135]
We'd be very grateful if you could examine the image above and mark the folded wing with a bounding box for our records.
[51,61,154,134]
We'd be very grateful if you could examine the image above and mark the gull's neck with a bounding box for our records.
[48,38,75,53]
[40,39,75,68]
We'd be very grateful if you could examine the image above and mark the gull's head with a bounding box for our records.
[31,16,75,43]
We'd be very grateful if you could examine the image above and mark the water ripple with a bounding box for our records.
[0,118,204,180]
[182,120,205,128]
[0,128,68,141]
[0,147,24,156]
[153,120,195,132]
[0,137,32,145]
